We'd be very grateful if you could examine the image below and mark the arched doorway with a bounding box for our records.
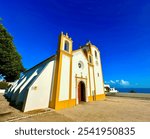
[78,81,86,103]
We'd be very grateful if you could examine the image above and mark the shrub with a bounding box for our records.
[129,90,136,93]
[0,81,9,89]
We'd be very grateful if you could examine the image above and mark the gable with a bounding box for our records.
[73,49,88,61]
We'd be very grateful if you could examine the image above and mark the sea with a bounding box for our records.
[116,88,150,94]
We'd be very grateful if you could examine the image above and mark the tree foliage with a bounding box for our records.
[0,81,9,89]
[0,23,25,82]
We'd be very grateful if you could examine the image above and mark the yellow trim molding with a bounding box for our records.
[55,99,76,110]
[88,94,105,102]
[88,96,93,102]
[96,94,105,100]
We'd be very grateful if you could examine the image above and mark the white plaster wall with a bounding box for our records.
[15,60,50,104]
[15,73,37,104]
[11,69,38,101]
[23,60,55,112]
[89,66,95,95]
[10,59,49,99]
[91,46,104,94]
[72,50,89,99]
[59,55,70,101]
[0,89,5,94]
[98,55,105,94]
[49,61,56,102]
[12,69,37,97]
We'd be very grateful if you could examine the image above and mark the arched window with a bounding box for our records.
[64,41,69,52]
[95,50,97,58]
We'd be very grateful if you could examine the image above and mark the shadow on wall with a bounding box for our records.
[4,62,49,111]
[4,76,37,110]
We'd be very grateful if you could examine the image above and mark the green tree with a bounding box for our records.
[0,21,25,82]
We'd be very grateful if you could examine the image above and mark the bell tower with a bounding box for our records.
[57,32,72,53]
[50,32,74,110]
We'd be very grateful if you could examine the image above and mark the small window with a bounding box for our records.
[78,63,82,68]
[95,50,97,58]
[97,73,99,77]
[89,56,92,63]
[78,61,84,69]
[64,41,69,52]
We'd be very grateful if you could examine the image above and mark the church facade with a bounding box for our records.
[5,32,105,112]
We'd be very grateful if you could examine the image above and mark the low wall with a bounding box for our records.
[106,92,150,100]
[0,89,5,94]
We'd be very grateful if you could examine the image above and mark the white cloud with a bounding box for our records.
[110,80,116,84]
[119,80,130,86]
[105,79,130,86]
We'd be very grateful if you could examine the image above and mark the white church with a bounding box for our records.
[5,32,105,112]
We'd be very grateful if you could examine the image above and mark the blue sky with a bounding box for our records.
[0,0,150,88]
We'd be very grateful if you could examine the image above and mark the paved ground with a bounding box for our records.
[0,94,150,122]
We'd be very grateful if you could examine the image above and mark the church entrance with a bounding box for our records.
[78,81,86,103]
